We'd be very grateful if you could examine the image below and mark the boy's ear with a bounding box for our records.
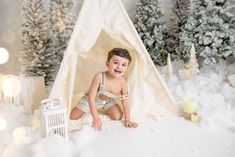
[106,61,109,66]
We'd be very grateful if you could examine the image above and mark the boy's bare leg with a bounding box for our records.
[106,104,123,120]
[70,107,85,120]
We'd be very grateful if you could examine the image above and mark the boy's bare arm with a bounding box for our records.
[122,96,137,128]
[121,78,138,128]
[121,79,131,121]
[87,73,103,130]
[122,99,131,121]
[87,73,100,119]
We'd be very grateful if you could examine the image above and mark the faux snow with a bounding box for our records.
[0,60,235,157]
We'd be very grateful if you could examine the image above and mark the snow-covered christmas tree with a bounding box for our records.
[20,0,60,85]
[181,0,235,64]
[49,0,75,62]
[134,0,168,66]
[165,0,190,60]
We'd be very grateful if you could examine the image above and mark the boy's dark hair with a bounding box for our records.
[107,48,132,63]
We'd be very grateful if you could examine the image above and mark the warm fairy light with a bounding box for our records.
[183,99,198,114]
[0,118,7,130]
[0,47,9,64]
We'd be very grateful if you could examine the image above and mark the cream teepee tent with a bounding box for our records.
[49,0,179,120]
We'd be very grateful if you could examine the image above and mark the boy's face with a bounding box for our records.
[106,55,129,78]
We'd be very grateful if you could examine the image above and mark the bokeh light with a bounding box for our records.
[1,75,21,97]
[0,47,9,64]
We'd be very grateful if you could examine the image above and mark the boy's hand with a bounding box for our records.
[124,120,138,128]
[92,117,102,131]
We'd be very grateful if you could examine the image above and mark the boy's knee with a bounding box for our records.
[70,109,80,120]
[70,113,76,120]
[111,112,123,120]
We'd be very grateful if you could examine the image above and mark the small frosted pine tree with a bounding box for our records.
[181,0,235,64]
[49,0,75,62]
[167,53,174,79]
[188,44,199,74]
[165,0,190,60]
[20,0,60,85]
[134,0,168,66]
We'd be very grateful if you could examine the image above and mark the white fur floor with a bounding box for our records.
[72,60,235,157]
